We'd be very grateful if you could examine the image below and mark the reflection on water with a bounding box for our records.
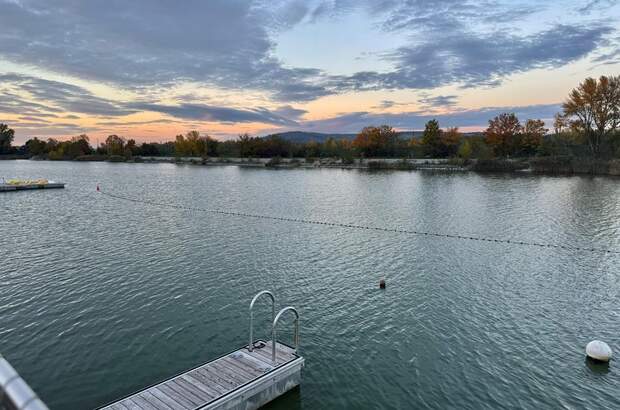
[263,386,302,410]
[585,357,611,376]
[0,161,619,409]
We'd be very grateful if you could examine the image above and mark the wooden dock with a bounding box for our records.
[0,182,65,192]
[100,341,303,410]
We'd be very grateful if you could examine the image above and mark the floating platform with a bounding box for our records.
[0,181,65,192]
[100,341,303,410]
[100,292,302,410]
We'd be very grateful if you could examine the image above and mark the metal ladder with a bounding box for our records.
[248,291,300,365]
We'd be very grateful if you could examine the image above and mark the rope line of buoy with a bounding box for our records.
[97,188,620,255]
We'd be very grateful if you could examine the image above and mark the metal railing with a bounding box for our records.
[0,355,49,410]
[271,307,300,365]
[248,291,275,352]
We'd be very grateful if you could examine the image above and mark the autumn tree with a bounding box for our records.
[237,133,253,157]
[353,125,398,157]
[104,134,126,156]
[484,113,522,157]
[458,140,472,159]
[521,119,547,155]
[553,113,569,134]
[0,123,15,154]
[175,130,215,157]
[68,134,93,157]
[441,127,462,157]
[24,137,47,156]
[421,119,443,157]
[562,75,620,156]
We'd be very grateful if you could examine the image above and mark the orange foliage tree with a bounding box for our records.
[352,125,398,157]
[484,113,522,157]
[521,119,547,155]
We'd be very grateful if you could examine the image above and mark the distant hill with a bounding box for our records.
[262,130,483,143]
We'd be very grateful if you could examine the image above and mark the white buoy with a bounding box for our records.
[586,340,612,362]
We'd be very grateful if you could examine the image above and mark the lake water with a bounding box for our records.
[1,160,619,409]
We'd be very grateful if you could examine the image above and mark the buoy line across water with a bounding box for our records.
[97,188,620,255]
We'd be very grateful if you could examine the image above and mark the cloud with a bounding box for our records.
[578,0,618,13]
[1,0,615,106]
[96,119,179,127]
[376,100,396,109]
[418,95,458,108]
[0,0,334,102]
[8,124,89,137]
[0,73,136,116]
[331,24,613,91]
[301,103,561,133]
[372,100,417,110]
[129,103,303,126]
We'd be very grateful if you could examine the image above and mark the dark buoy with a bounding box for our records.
[379,279,386,289]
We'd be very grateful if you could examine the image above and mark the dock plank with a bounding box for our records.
[100,341,299,410]
[218,357,263,380]
[183,374,221,399]
[131,393,160,410]
[156,384,195,409]
[170,378,209,405]
[147,387,188,410]
[179,375,217,401]
[141,391,174,410]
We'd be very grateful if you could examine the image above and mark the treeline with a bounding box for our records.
[1,75,618,161]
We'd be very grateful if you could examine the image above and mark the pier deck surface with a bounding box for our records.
[100,341,301,410]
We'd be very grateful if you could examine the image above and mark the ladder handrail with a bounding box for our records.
[271,306,299,365]
[0,354,49,410]
[248,290,275,352]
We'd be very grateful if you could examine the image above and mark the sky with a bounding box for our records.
[1,0,619,144]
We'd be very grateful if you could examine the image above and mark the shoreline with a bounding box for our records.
[3,156,620,177]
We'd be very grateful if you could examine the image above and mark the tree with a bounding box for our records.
[441,127,461,157]
[562,75,620,156]
[68,134,92,157]
[24,137,47,156]
[352,125,398,157]
[521,119,547,155]
[421,119,443,157]
[237,133,253,157]
[553,113,569,135]
[0,123,15,154]
[484,113,522,157]
[175,130,213,157]
[104,135,126,156]
[458,140,472,159]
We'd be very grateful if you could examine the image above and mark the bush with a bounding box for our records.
[447,158,471,167]
[530,156,573,174]
[341,153,355,165]
[395,158,416,170]
[609,160,620,176]
[530,156,617,175]
[472,159,527,172]
[48,151,64,160]
[75,154,106,161]
[107,155,126,162]
[265,156,282,167]
[367,160,390,169]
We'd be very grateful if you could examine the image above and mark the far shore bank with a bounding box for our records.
[2,155,620,177]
